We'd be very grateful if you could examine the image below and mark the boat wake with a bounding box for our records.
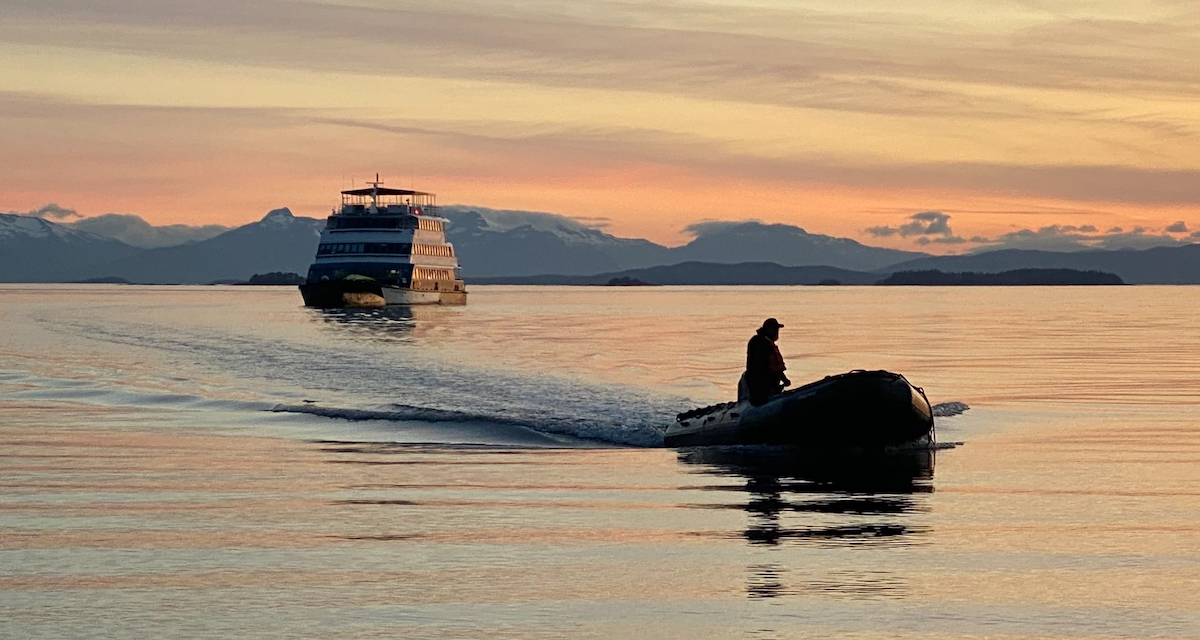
[932,401,970,417]
[271,399,971,449]
[270,402,668,448]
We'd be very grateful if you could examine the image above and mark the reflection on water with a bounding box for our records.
[679,445,935,495]
[680,446,933,600]
[746,563,908,600]
[307,306,421,342]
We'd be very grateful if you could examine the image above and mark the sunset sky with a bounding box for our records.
[2,0,1199,250]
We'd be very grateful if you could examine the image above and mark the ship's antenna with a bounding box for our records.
[367,172,384,212]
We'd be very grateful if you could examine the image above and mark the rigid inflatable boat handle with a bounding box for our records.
[915,384,936,446]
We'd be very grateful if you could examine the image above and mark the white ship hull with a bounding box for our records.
[300,281,465,307]
[382,287,441,305]
[299,178,468,308]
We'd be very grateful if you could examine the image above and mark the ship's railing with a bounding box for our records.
[340,193,437,208]
[337,203,438,216]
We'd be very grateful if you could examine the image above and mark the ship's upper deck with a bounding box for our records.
[337,183,437,218]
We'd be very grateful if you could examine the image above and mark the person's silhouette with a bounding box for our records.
[741,318,791,406]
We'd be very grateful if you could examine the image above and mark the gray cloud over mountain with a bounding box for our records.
[868,211,1194,253]
[972,224,1189,252]
[18,204,82,220]
[867,211,966,245]
[683,220,767,237]
[67,214,230,248]
[4,204,230,248]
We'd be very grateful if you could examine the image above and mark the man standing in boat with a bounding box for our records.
[741,318,791,406]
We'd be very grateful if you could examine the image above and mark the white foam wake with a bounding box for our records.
[271,402,666,448]
[932,401,969,417]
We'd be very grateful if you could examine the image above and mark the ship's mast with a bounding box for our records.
[367,173,383,213]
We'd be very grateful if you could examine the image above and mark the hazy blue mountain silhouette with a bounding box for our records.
[440,208,667,276]
[0,213,142,282]
[6,204,1198,284]
[470,261,880,285]
[881,244,1200,284]
[81,209,323,284]
[441,210,927,276]
[668,222,924,271]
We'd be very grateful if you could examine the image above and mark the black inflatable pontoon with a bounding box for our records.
[664,370,934,448]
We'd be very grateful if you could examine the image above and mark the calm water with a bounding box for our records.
[2,284,1199,639]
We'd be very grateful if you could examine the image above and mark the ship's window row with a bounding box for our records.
[413,267,454,281]
[317,243,454,257]
[412,243,453,256]
[327,216,445,232]
[307,263,459,285]
[417,218,444,232]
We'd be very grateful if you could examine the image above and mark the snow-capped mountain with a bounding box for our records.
[0,214,143,282]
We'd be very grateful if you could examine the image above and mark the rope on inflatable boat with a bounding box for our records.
[915,384,935,447]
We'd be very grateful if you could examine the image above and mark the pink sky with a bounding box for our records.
[2,0,1198,249]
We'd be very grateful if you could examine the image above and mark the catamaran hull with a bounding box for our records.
[299,281,465,308]
[665,370,934,448]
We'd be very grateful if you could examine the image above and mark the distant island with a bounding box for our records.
[469,261,881,286]
[69,276,132,284]
[605,276,653,286]
[877,268,1125,286]
[240,272,305,285]
[470,262,1127,286]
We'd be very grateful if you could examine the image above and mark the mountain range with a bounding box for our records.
[75,209,325,284]
[438,207,924,275]
[2,205,1199,284]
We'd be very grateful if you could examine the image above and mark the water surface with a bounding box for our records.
[2,285,1198,638]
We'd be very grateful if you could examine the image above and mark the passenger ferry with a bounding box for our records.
[299,176,467,307]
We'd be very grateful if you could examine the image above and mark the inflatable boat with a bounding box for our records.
[665,370,934,448]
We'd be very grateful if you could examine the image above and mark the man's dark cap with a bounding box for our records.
[761,318,784,329]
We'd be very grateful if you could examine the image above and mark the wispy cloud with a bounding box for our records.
[4,0,1199,128]
[314,114,1200,206]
